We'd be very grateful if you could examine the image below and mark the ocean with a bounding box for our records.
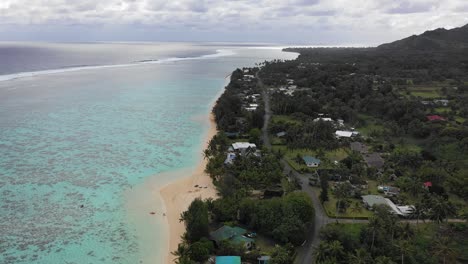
[0,42,297,263]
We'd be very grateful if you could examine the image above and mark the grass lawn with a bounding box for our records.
[270,136,285,145]
[315,187,373,219]
[272,146,349,172]
[271,115,302,125]
[434,107,450,114]
[366,180,380,195]
[406,86,443,99]
[455,116,466,123]
[255,233,276,253]
[356,114,385,137]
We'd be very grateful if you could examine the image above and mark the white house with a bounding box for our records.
[335,130,354,138]
[232,142,256,155]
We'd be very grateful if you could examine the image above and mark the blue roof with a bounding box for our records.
[303,156,321,164]
[216,256,241,264]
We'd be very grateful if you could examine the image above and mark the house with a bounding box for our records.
[363,153,385,169]
[377,185,400,196]
[216,256,241,264]
[276,131,287,137]
[362,195,387,208]
[424,181,432,189]
[362,195,413,217]
[302,156,321,167]
[350,142,368,154]
[434,99,449,106]
[224,153,237,165]
[314,117,334,122]
[427,115,446,121]
[258,256,271,264]
[210,226,254,249]
[335,130,358,138]
[232,142,256,155]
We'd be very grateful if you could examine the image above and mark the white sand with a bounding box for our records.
[160,114,218,263]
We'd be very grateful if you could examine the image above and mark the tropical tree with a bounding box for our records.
[427,195,457,225]
[407,202,425,226]
[348,248,372,264]
[396,240,413,264]
[334,182,352,221]
[374,256,397,264]
[432,236,459,264]
[349,201,363,223]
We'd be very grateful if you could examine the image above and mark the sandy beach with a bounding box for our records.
[160,113,218,264]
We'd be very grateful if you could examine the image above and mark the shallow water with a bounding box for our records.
[0,43,297,263]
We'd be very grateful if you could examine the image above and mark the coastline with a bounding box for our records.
[160,113,218,264]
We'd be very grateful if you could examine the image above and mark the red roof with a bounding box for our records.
[424,181,432,187]
[427,115,446,121]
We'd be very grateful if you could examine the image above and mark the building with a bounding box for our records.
[434,99,449,106]
[314,117,334,122]
[350,142,368,154]
[276,131,287,137]
[303,156,321,167]
[216,256,241,264]
[363,153,385,169]
[362,195,413,217]
[427,115,446,121]
[231,142,256,155]
[335,130,358,138]
[258,256,271,264]
[377,185,400,196]
[224,153,237,165]
[210,226,254,249]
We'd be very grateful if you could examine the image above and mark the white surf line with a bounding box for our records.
[0,49,236,83]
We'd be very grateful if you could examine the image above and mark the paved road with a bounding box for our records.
[257,74,325,264]
[256,73,465,264]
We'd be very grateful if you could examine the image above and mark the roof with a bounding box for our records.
[424,181,432,187]
[427,115,446,121]
[303,156,321,164]
[276,131,287,137]
[210,226,253,244]
[362,195,387,207]
[216,256,241,264]
[350,142,368,153]
[363,153,385,168]
[335,130,353,138]
[232,142,256,150]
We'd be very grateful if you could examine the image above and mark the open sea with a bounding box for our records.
[0,42,297,264]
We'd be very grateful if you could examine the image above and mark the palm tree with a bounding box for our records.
[314,242,330,263]
[172,243,191,264]
[407,202,425,226]
[334,183,351,222]
[348,248,372,264]
[374,256,397,264]
[396,240,413,264]
[432,236,458,264]
[368,216,380,251]
[349,201,363,223]
[327,240,345,261]
[427,195,457,225]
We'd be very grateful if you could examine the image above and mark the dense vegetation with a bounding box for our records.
[175,24,468,264]
[315,207,468,263]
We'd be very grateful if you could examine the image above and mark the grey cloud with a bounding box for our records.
[386,1,435,14]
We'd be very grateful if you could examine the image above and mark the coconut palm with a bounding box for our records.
[427,195,457,225]
[349,201,363,223]
[407,202,425,226]
[348,248,372,264]
[432,236,458,264]
[374,256,397,264]
[396,240,413,264]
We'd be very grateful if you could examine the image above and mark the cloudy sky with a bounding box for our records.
[0,0,467,45]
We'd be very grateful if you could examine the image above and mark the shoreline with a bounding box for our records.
[160,113,218,264]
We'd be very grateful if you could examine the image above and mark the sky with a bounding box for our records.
[0,0,467,45]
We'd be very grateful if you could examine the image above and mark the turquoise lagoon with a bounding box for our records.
[0,44,297,263]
